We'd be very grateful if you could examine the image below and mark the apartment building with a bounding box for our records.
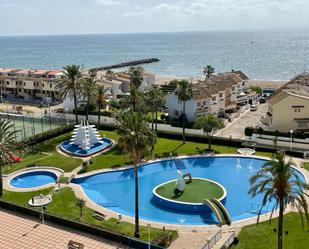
[0,68,63,104]
[259,74,309,132]
[166,71,255,122]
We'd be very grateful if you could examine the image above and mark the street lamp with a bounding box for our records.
[289,130,294,151]
[147,223,151,249]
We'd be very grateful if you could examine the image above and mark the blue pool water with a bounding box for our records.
[60,138,112,157]
[10,171,57,188]
[72,156,305,225]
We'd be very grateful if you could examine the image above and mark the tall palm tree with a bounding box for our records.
[249,152,309,249]
[96,85,110,126]
[76,198,86,218]
[81,76,97,121]
[56,65,82,124]
[129,66,144,111]
[144,88,165,132]
[203,65,215,78]
[116,110,156,238]
[0,119,23,197]
[175,80,193,144]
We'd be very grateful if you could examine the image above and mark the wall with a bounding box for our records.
[272,94,309,132]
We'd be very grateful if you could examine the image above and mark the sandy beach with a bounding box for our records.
[155,74,288,89]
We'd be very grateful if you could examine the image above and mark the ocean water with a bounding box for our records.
[1,30,309,80]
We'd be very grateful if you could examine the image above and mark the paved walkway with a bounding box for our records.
[0,209,127,249]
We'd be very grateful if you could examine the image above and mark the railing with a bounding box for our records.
[220,232,235,249]
[201,230,222,249]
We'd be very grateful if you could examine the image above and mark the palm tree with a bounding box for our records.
[0,119,22,197]
[175,80,193,144]
[129,66,144,111]
[76,198,86,218]
[81,76,97,121]
[194,115,224,151]
[144,88,165,132]
[105,69,114,80]
[203,65,215,78]
[116,110,156,238]
[249,152,309,249]
[56,65,82,124]
[96,85,110,126]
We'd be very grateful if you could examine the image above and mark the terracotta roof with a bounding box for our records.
[33,69,49,75]
[15,69,32,75]
[0,68,15,73]
[232,70,249,80]
[48,70,63,76]
[268,90,289,105]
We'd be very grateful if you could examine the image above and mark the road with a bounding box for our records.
[216,104,268,140]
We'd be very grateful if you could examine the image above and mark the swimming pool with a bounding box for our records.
[10,170,58,188]
[72,156,305,225]
[60,138,112,157]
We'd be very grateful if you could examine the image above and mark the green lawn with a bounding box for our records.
[156,179,224,203]
[89,130,272,171]
[2,187,177,245]
[3,129,273,175]
[3,133,82,174]
[232,212,309,249]
[303,162,309,172]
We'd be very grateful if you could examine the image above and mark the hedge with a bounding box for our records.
[24,124,75,145]
[0,200,165,249]
[245,127,309,139]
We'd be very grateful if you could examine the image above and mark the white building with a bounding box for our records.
[166,71,254,122]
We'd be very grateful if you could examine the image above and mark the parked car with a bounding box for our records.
[250,104,258,111]
[260,97,266,103]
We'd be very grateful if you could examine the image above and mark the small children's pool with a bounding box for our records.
[60,138,112,157]
[10,171,58,188]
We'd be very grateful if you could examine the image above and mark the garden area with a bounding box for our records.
[2,128,273,175]
[231,212,309,249]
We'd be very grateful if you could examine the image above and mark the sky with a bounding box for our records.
[1,0,309,35]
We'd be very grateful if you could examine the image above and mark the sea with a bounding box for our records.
[0,30,309,80]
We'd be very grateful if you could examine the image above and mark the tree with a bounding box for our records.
[56,65,82,124]
[144,88,165,132]
[76,198,86,218]
[249,152,309,249]
[175,80,193,144]
[96,85,110,126]
[0,119,23,197]
[129,66,144,111]
[116,110,156,238]
[105,69,114,80]
[193,115,223,151]
[250,86,263,95]
[203,65,215,78]
[81,76,98,121]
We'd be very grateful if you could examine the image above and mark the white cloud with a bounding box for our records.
[95,0,120,6]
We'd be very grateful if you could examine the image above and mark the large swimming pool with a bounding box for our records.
[72,156,305,225]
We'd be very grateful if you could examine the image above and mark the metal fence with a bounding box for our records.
[201,230,222,249]
[0,112,64,141]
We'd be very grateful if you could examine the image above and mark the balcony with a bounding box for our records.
[196,106,210,116]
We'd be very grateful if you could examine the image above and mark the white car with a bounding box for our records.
[250,104,258,111]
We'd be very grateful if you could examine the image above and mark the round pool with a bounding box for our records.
[60,138,113,157]
[72,156,305,225]
[10,171,58,189]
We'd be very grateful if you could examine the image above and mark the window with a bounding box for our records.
[43,83,45,87]
[294,108,301,112]
[50,84,52,88]
[203,101,206,105]
[219,93,223,97]
[212,96,216,101]
[197,102,201,106]
[297,122,308,128]
[6,81,9,85]
[175,110,179,116]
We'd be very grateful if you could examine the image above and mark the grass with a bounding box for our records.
[90,130,272,171]
[2,187,178,245]
[3,129,273,175]
[231,212,309,249]
[3,133,82,174]
[303,162,309,172]
[156,179,224,203]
